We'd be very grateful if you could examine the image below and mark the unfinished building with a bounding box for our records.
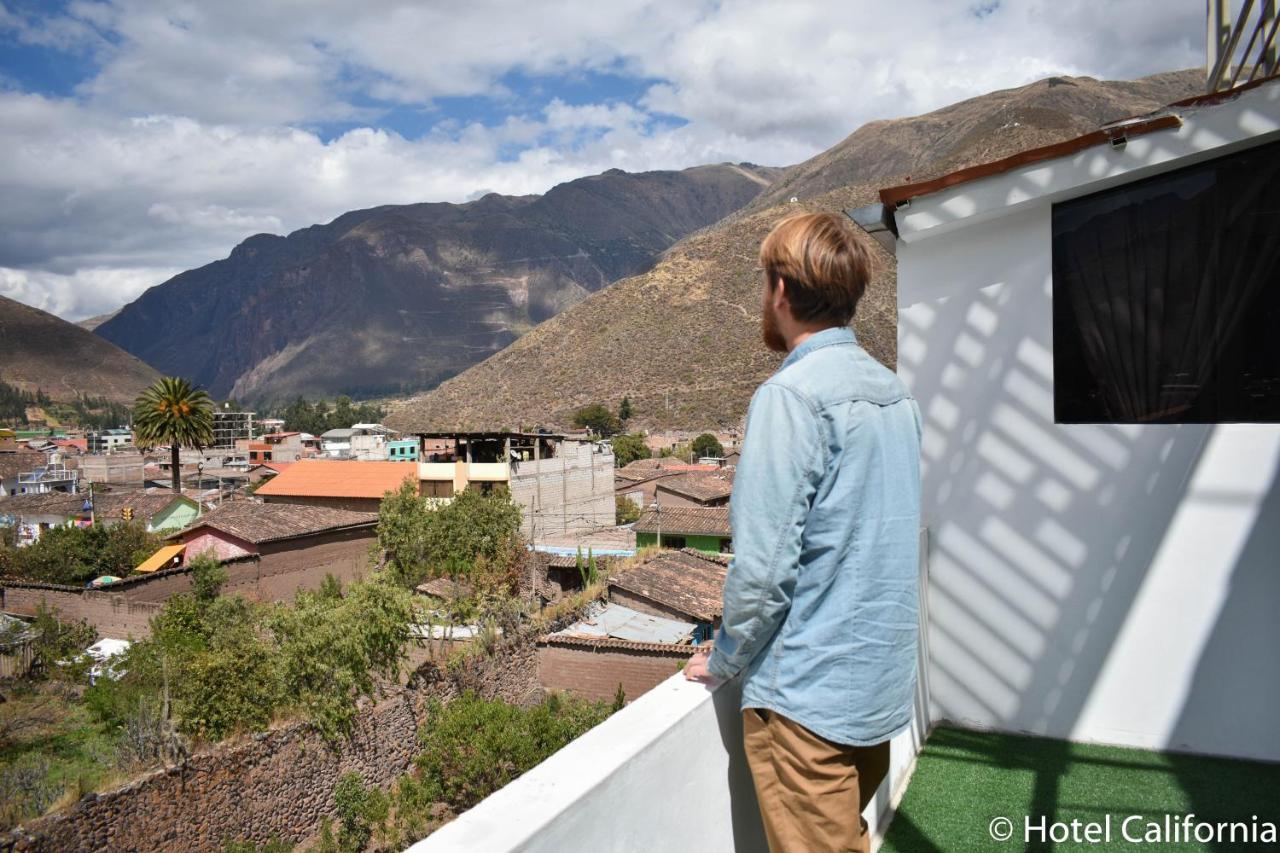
[414,432,615,539]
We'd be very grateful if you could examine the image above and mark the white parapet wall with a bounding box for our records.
[408,672,927,853]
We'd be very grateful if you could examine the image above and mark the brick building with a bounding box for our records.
[537,602,698,704]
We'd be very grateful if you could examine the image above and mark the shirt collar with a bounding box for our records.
[780,326,857,371]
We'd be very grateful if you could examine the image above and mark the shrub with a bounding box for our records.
[189,552,229,603]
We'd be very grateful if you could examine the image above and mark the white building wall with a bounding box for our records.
[898,204,1280,761]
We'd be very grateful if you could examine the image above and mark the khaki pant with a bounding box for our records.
[743,708,890,853]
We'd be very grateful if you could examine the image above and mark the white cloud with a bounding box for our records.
[0,0,1203,321]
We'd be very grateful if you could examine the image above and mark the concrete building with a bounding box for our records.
[387,438,419,461]
[633,506,731,554]
[245,432,305,463]
[211,410,254,450]
[413,432,615,538]
[320,428,354,458]
[86,428,133,454]
[80,452,147,486]
[349,424,394,461]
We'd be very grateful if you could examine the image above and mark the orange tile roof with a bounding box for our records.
[252,460,417,500]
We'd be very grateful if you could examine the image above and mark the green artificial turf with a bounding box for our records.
[880,726,1280,853]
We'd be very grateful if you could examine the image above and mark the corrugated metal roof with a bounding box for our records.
[551,602,694,645]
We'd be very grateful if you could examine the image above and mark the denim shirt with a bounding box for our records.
[707,327,922,747]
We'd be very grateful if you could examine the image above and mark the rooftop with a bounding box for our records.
[174,501,377,545]
[609,548,729,622]
[653,471,735,503]
[549,601,694,645]
[633,505,731,537]
[252,459,417,500]
[0,490,191,520]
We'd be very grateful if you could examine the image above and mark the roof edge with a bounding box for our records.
[878,115,1182,210]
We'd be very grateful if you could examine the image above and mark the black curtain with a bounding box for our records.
[1053,138,1280,423]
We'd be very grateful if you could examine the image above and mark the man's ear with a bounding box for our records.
[771,276,789,312]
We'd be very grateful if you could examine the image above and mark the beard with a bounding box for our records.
[761,299,788,353]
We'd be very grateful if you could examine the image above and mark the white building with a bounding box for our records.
[879,77,1280,763]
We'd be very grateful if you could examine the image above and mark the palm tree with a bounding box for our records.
[133,377,214,494]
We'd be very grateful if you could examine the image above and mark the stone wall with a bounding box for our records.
[3,615,568,852]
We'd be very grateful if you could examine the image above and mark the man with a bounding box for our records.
[685,212,922,853]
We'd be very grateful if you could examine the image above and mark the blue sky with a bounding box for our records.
[0,0,1201,320]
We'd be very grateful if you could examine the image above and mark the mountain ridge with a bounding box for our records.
[95,163,781,403]
[384,69,1204,434]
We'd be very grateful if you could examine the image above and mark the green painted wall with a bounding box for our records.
[636,532,730,554]
[148,499,202,534]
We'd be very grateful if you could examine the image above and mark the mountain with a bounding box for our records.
[76,310,119,331]
[384,70,1203,434]
[95,164,780,403]
[0,295,160,405]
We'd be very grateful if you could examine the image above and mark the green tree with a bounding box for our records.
[691,433,724,459]
[610,432,650,467]
[133,377,214,494]
[572,404,621,438]
[3,522,162,584]
[376,481,437,586]
[615,496,641,525]
[29,604,96,679]
[377,483,522,587]
[618,396,633,422]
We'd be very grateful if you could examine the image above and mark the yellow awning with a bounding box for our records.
[134,543,186,574]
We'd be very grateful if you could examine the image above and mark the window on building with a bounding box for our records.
[661,535,686,549]
[719,538,733,553]
[1052,138,1280,423]
[422,480,454,498]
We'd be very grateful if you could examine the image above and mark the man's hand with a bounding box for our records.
[684,648,721,686]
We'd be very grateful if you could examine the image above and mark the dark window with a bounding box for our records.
[1052,139,1280,423]
[661,535,686,549]
[719,538,733,553]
